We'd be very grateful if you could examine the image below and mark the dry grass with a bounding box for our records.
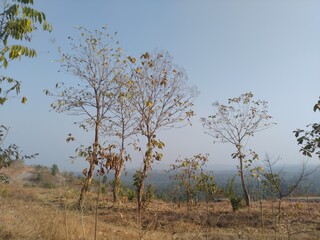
[1,181,320,240]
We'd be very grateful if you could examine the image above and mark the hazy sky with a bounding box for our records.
[1,0,320,172]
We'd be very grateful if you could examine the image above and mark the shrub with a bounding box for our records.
[127,189,136,201]
[0,174,9,184]
[42,182,56,189]
[143,184,155,203]
[230,196,242,212]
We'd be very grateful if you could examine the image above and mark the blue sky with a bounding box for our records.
[1,0,320,172]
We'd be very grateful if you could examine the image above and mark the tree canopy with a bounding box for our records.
[0,0,52,104]
[294,98,320,158]
[201,92,275,207]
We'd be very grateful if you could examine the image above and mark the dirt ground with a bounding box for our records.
[1,165,320,239]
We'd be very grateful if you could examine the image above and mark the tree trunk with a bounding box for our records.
[78,161,95,208]
[113,170,121,203]
[94,163,102,240]
[136,137,152,225]
[239,156,251,207]
[78,101,100,208]
[136,164,148,224]
[137,177,144,224]
[112,142,125,203]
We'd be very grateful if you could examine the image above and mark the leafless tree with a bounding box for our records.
[201,92,275,206]
[261,154,316,216]
[47,26,125,207]
[129,50,198,223]
[106,75,137,203]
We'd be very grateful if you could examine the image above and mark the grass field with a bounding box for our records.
[1,164,320,240]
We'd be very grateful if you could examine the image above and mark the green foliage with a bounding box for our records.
[133,170,143,190]
[230,196,242,212]
[0,173,9,184]
[261,173,280,195]
[0,0,52,104]
[294,97,320,158]
[143,184,155,203]
[0,125,17,169]
[29,164,62,188]
[0,0,49,174]
[0,125,38,169]
[196,171,217,201]
[225,176,240,198]
[169,154,209,206]
[225,176,243,212]
[126,188,136,201]
[50,163,59,176]
[35,172,42,182]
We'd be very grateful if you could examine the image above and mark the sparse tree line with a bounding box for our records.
[45,27,197,224]
[43,26,319,220]
[0,1,320,237]
[43,26,275,215]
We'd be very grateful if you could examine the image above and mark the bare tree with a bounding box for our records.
[47,26,125,207]
[106,75,136,203]
[260,154,315,221]
[0,125,38,169]
[130,51,197,223]
[201,92,275,206]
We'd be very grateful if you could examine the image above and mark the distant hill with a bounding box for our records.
[3,161,320,197]
[117,165,320,196]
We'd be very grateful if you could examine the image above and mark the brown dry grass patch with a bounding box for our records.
[1,183,320,239]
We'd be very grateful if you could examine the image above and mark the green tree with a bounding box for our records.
[0,0,52,104]
[0,0,50,169]
[130,51,197,223]
[169,154,208,217]
[201,92,275,207]
[196,170,217,206]
[143,184,155,204]
[294,98,320,158]
[47,26,125,207]
[50,163,59,176]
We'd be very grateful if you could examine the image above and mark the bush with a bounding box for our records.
[127,189,136,201]
[42,182,56,189]
[143,184,155,203]
[0,174,9,184]
[35,173,43,182]
[50,164,59,176]
[230,196,242,212]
